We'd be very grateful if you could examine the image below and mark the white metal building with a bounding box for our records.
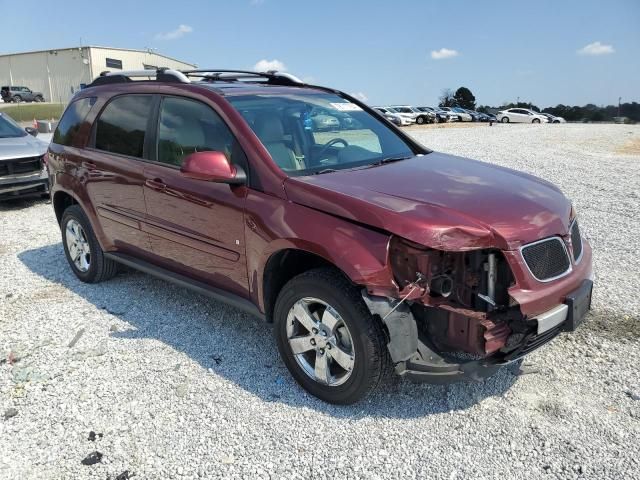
[0,46,196,103]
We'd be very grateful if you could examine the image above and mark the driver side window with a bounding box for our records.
[157,97,236,167]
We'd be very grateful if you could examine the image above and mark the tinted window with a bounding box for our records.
[157,97,237,167]
[95,95,153,158]
[52,97,95,146]
[105,58,123,69]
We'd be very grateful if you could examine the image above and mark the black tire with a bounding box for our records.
[416,116,425,125]
[12,95,22,103]
[273,268,392,404]
[35,95,44,102]
[501,116,509,123]
[61,205,118,283]
[532,118,540,124]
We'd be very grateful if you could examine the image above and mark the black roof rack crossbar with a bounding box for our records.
[87,68,190,87]
[181,69,304,86]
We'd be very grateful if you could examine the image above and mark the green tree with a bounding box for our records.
[453,87,476,110]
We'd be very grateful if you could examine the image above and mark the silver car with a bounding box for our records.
[0,112,49,200]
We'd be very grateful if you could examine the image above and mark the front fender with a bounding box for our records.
[244,191,396,313]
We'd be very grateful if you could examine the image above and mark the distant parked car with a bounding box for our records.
[541,113,566,124]
[311,112,340,131]
[0,112,49,200]
[415,107,448,123]
[437,107,460,121]
[373,107,406,126]
[1,86,45,103]
[497,108,549,124]
[389,105,431,125]
[442,107,473,122]
[460,108,483,122]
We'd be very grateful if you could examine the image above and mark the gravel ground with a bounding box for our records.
[1,123,639,479]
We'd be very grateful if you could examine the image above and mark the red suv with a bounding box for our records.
[47,69,593,404]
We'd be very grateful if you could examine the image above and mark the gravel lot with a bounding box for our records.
[1,124,639,479]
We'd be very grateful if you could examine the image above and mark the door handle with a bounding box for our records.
[145,178,166,191]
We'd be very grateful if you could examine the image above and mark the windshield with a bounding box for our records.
[0,113,27,139]
[229,93,415,176]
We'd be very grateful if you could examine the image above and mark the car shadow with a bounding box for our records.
[0,196,49,211]
[18,242,520,418]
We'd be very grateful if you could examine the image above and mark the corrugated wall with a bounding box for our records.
[0,49,92,103]
[89,48,195,77]
[0,47,195,104]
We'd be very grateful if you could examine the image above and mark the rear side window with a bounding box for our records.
[52,97,96,146]
[95,95,153,158]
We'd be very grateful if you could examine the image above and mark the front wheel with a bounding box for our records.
[273,268,391,404]
[501,116,510,123]
[416,116,425,125]
[532,118,540,123]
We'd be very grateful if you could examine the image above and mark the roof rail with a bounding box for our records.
[88,68,190,87]
[180,69,304,86]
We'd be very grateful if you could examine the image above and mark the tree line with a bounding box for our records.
[439,87,639,123]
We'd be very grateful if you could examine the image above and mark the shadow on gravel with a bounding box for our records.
[19,242,520,418]
[0,196,49,211]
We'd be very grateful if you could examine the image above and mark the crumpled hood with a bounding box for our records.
[284,152,572,251]
[0,134,48,162]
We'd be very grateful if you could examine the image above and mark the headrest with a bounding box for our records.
[254,114,285,143]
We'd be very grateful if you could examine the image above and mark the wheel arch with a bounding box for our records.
[262,248,353,323]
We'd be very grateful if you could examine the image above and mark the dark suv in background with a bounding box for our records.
[47,68,593,404]
[1,86,45,103]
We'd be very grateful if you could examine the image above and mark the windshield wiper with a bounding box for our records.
[367,155,413,167]
[309,168,337,175]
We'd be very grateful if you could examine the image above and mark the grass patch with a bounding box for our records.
[0,103,65,122]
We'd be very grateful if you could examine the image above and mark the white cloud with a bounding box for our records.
[577,41,615,56]
[351,92,368,102]
[253,59,286,72]
[431,48,459,60]
[155,24,193,40]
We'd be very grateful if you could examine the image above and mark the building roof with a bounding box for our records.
[0,46,195,67]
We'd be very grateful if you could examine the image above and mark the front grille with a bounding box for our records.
[570,219,583,261]
[521,237,571,281]
[0,156,42,176]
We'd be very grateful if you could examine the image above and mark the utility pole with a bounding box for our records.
[618,97,622,118]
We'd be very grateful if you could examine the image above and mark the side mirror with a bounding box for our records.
[180,151,246,185]
[25,127,38,137]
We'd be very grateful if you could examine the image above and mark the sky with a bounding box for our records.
[1,0,638,107]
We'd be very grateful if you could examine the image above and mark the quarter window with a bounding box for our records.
[156,97,237,167]
[52,97,96,146]
[95,95,153,158]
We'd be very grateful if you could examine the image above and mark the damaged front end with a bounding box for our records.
[362,236,559,382]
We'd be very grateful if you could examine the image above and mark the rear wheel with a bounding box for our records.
[274,268,391,404]
[501,116,510,123]
[61,205,118,283]
[12,95,22,103]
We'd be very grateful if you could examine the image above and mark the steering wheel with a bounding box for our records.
[315,138,349,161]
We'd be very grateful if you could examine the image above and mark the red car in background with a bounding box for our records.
[47,69,593,404]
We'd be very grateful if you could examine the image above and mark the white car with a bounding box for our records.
[497,108,549,123]
[373,107,410,126]
[541,113,566,123]
[378,107,415,125]
[387,106,422,124]
[439,107,473,122]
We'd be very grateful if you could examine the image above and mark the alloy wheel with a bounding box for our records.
[286,297,355,387]
[65,219,91,272]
